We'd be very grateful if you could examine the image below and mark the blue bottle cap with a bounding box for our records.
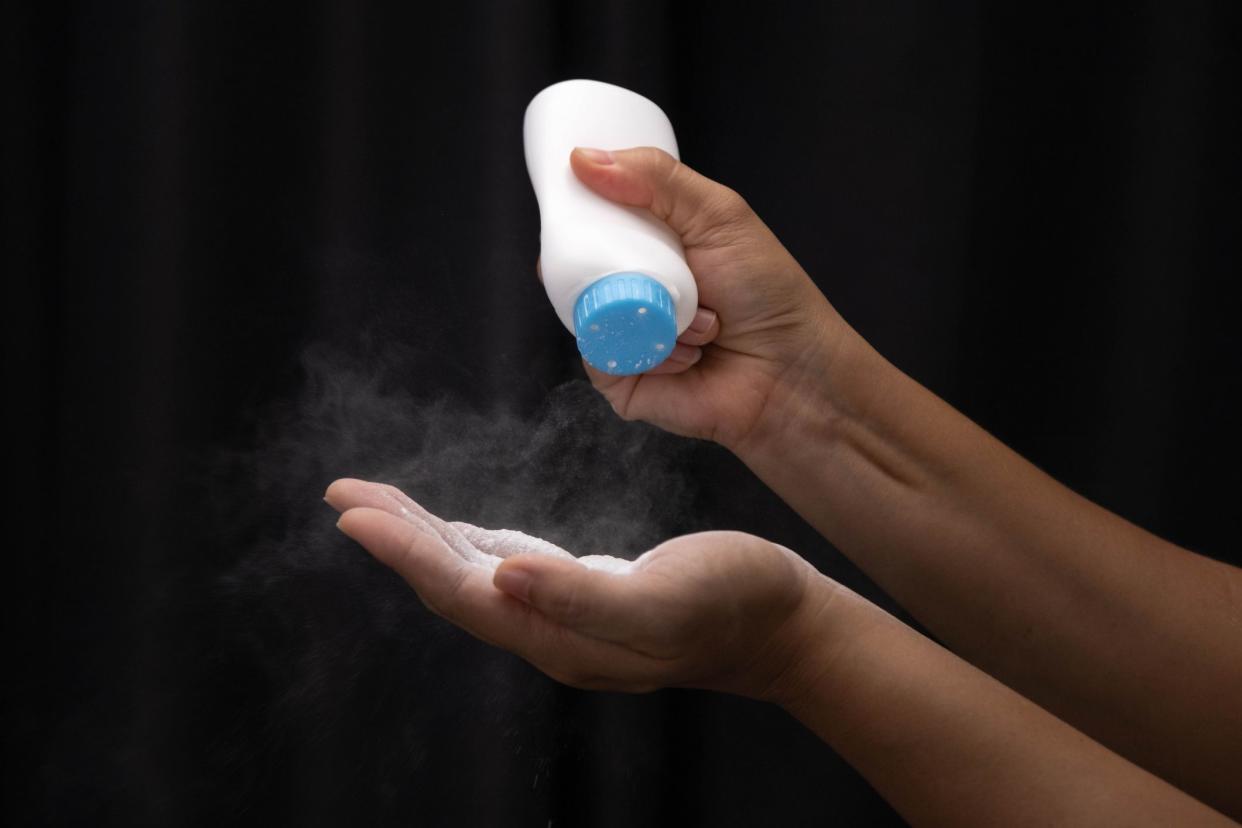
[573,272,677,375]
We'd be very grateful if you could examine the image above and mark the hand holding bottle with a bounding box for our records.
[566,145,850,451]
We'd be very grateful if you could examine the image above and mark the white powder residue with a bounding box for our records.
[451,524,575,561]
[379,489,633,573]
[575,554,634,574]
[381,491,495,568]
[446,521,633,574]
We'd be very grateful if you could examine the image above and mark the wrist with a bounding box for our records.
[753,566,867,708]
[769,582,901,741]
[728,307,886,467]
[726,304,941,558]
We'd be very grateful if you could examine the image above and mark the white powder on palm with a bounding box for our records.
[452,522,634,574]
[452,524,575,562]
[380,488,633,573]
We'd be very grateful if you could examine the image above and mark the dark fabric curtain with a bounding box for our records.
[5,2,1239,825]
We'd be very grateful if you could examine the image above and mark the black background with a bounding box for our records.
[5,2,1240,825]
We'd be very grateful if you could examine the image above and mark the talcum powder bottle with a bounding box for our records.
[524,79,698,375]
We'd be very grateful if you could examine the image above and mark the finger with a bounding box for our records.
[338,506,483,608]
[581,358,629,390]
[644,343,702,375]
[535,255,543,284]
[569,146,752,247]
[338,506,533,646]
[675,307,720,347]
[326,477,416,516]
[580,360,639,416]
[326,478,489,566]
[325,478,445,538]
[581,356,700,423]
[336,508,527,641]
[493,553,660,645]
[339,508,667,689]
[326,478,436,535]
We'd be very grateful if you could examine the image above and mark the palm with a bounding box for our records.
[326,479,815,699]
[624,532,812,691]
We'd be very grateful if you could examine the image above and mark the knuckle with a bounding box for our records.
[688,186,753,248]
[712,186,751,224]
[609,397,634,421]
[642,149,682,224]
[544,581,586,625]
[423,563,469,618]
[636,145,677,172]
[376,482,407,502]
[385,533,418,574]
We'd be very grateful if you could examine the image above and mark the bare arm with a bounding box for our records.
[325,479,1234,826]
[777,576,1234,828]
[737,324,1242,816]
[568,146,1242,815]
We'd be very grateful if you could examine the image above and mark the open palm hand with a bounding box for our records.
[325,477,830,700]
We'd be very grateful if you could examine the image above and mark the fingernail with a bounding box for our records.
[575,147,614,165]
[494,568,534,601]
[689,307,717,333]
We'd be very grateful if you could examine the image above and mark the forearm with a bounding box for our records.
[737,321,1242,813]
[780,578,1233,827]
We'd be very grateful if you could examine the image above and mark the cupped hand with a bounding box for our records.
[561,146,847,451]
[325,478,839,700]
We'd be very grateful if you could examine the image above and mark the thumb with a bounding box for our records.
[570,146,752,247]
[494,553,646,643]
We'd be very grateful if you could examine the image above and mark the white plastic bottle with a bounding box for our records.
[524,79,698,375]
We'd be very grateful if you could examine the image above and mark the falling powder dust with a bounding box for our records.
[200,357,701,816]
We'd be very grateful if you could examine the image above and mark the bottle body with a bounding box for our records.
[524,79,698,374]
